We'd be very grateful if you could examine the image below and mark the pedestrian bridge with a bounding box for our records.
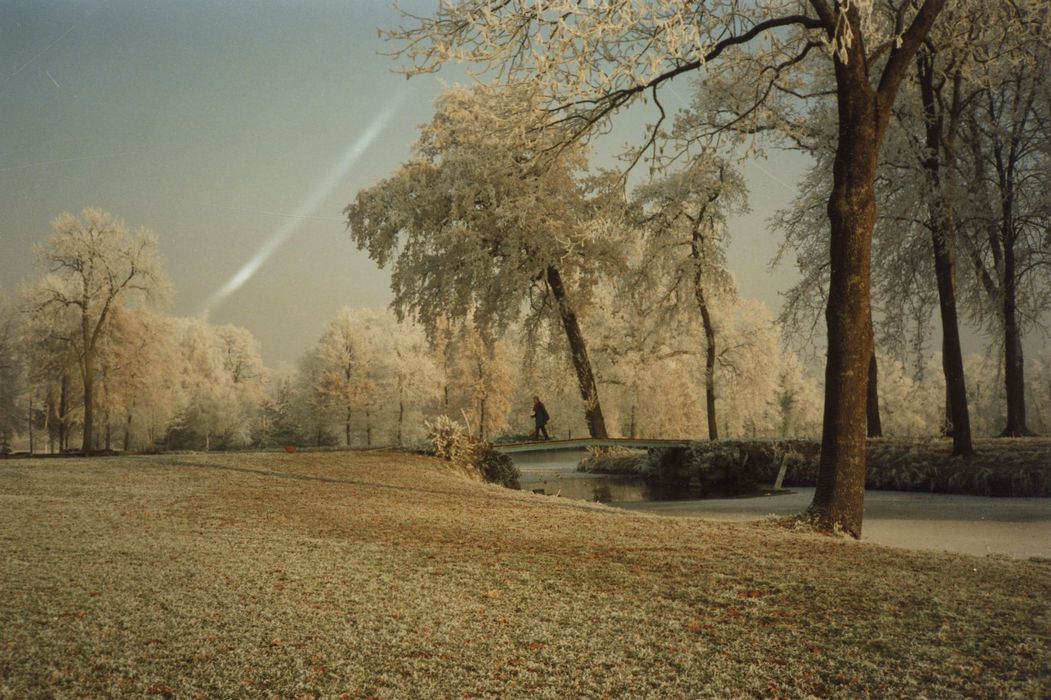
[493,437,694,455]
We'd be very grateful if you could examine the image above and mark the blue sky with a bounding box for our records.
[1,0,807,364]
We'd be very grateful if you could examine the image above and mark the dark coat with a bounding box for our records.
[532,401,550,426]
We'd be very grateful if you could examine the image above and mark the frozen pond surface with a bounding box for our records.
[615,488,1051,559]
[515,451,1051,559]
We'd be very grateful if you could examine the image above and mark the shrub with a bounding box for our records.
[578,437,1051,497]
[425,416,520,490]
[642,440,819,495]
[578,445,647,474]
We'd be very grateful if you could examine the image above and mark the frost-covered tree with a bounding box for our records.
[294,347,339,448]
[308,308,441,448]
[1029,349,1051,435]
[254,365,312,448]
[215,323,267,443]
[587,254,701,439]
[24,209,166,451]
[168,318,249,450]
[385,318,443,447]
[631,155,747,439]
[92,306,183,450]
[875,353,944,436]
[713,299,787,438]
[776,353,824,438]
[954,18,1051,437]
[20,312,80,453]
[386,0,948,534]
[0,289,23,452]
[312,308,381,447]
[346,86,625,439]
[433,322,512,442]
[861,0,1050,447]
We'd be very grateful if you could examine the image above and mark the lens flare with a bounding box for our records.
[204,88,412,310]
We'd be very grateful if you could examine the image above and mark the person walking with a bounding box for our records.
[531,396,550,441]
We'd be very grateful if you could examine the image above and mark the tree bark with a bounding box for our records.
[700,301,719,441]
[808,54,880,538]
[810,124,877,536]
[60,373,70,452]
[28,396,34,454]
[694,263,720,441]
[806,0,944,537]
[546,265,608,438]
[689,205,720,440]
[629,386,637,439]
[81,347,95,452]
[866,350,882,438]
[932,212,976,453]
[1001,236,1030,436]
[917,51,974,456]
[398,399,404,447]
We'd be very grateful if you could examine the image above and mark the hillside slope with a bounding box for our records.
[1,451,1048,697]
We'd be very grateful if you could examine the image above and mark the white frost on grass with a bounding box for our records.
[0,451,1047,697]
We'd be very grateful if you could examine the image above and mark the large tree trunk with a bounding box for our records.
[81,350,95,452]
[58,375,68,452]
[808,71,879,538]
[690,208,720,440]
[699,294,719,441]
[629,384,638,439]
[932,218,976,450]
[1001,236,1030,436]
[397,398,404,448]
[695,270,719,441]
[866,350,882,438]
[124,410,133,452]
[27,395,35,454]
[806,0,944,537]
[546,266,607,438]
[917,52,974,456]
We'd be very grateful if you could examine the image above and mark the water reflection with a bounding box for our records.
[509,449,1051,558]
[515,448,717,503]
[524,473,650,502]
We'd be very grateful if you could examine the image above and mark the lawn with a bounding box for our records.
[1,451,1048,698]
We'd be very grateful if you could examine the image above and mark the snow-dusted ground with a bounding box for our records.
[515,453,1051,559]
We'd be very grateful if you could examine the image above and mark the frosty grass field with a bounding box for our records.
[1,450,1048,698]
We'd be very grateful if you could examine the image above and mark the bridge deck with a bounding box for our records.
[493,437,693,454]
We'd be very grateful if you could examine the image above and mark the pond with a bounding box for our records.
[514,449,650,502]
[513,450,1051,559]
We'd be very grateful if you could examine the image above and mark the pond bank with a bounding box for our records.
[613,488,1051,559]
[515,451,1051,559]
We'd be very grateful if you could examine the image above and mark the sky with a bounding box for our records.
[0,0,809,366]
